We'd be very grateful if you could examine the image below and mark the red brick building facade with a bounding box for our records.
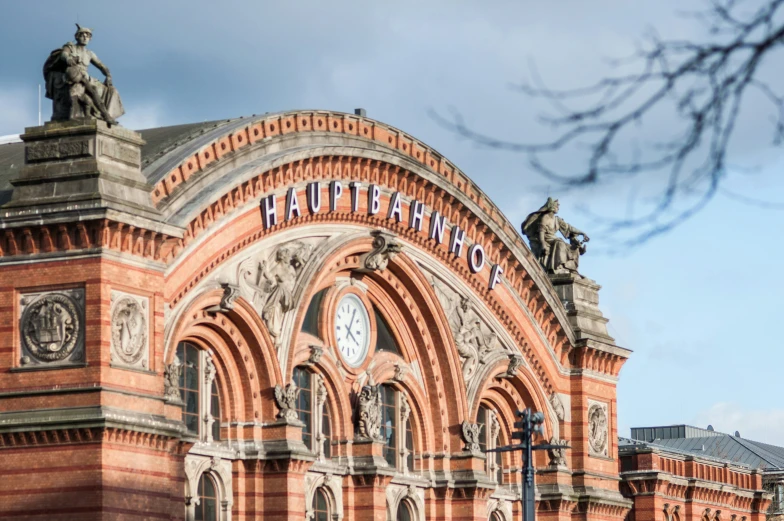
[0,112,772,521]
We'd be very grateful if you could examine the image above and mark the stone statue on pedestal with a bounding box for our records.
[522,198,589,276]
[43,24,124,125]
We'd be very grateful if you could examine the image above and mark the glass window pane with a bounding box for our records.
[323,405,331,459]
[211,381,221,441]
[293,368,314,450]
[397,501,412,521]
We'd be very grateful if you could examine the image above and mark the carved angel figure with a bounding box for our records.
[357,382,382,441]
[274,382,300,423]
[238,242,312,342]
[461,421,483,453]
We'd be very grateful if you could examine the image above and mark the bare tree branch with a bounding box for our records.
[435,0,784,247]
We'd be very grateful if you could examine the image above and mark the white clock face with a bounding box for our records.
[334,293,371,367]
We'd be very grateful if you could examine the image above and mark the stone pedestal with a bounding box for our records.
[2,119,169,231]
[549,273,615,345]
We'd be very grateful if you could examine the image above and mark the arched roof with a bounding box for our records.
[134,110,577,351]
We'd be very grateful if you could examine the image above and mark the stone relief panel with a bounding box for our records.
[19,288,84,368]
[110,290,149,370]
[426,272,509,383]
[587,399,609,458]
[235,239,317,346]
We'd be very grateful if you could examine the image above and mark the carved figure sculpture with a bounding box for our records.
[164,356,183,403]
[547,437,568,468]
[237,241,313,342]
[43,24,123,124]
[587,402,609,456]
[550,393,566,422]
[521,198,589,276]
[461,421,483,453]
[450,297,500,380]
[274,382,301,423]
[111,295,146,367]
[357,380,383,441]
[359,230,403,272]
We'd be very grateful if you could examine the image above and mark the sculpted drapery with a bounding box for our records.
[522,198,589,276]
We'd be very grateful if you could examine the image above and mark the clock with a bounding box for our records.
[334,293,371,367]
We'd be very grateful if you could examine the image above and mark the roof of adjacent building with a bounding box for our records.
[0,118,233,206]
[621,424,784,471]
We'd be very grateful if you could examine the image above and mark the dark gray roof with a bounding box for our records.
[0,141,24,206]
[0,119,236,207]
[623,426,784,471]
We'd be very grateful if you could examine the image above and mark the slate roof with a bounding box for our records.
[622,425,784,471]
[0,119,233,207]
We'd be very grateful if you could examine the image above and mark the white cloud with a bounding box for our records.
[120,100,166,131]
[693,402,784,446]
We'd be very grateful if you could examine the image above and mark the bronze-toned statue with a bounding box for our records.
[522,198,589,275]
[43,24,123,125]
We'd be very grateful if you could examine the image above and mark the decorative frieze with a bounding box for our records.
[110,290,149,370]
[19,288,84,368]
[587,399,609,457]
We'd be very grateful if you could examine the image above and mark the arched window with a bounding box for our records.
[378,385,415,472]
[210,380,221,441]
[313,487,330,521]
[405,415,414,471]
[477,404,503,484]
[176,342,223,442]
[322,399,332,459]
[293,367,313,449]
[380,385,397,467]
[490,511,504,521]
[292,366,332,458]
[397,500,413,521]
[178,342,201,435]
[195,474,218,521]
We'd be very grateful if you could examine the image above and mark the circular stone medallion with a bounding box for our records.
[111,296,147,365]
[22,293,81,362]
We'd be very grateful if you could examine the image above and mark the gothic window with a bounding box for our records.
[313,487,330,521]
[293,366,332,457]
[477,404,503,484]
[176,341,222,442]
[195,474,218,521]
[397,500,413,521]
[490,512,504,521]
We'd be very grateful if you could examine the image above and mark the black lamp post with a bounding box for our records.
[485,408,570,521]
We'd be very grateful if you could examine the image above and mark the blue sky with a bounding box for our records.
[2,1,782,443]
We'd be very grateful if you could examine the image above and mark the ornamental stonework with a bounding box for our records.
[19,289,84,367]
[110,290,149,370]
[587,399,609,457]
